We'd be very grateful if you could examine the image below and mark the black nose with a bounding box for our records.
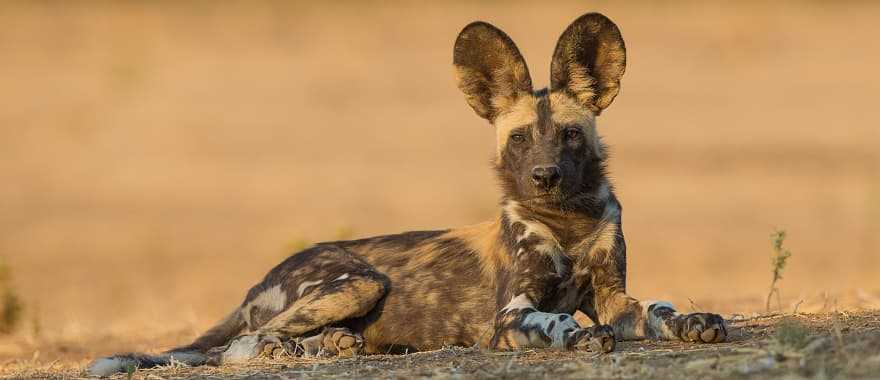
[531,165,561,189]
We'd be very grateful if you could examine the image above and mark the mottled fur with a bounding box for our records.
[87,12,726,377]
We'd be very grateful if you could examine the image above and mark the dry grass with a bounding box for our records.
[0,0,879,377]
[3,311,880,379]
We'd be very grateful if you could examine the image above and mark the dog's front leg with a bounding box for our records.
[489,244,614,352]
[589,266,727,343]
[490,296,616,351]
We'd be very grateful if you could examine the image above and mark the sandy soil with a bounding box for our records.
[4,311,880,379]
[1,1,879,378]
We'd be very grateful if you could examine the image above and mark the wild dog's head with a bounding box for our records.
[454,13,626,207]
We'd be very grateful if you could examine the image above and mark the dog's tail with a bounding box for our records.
[87,309,245,377]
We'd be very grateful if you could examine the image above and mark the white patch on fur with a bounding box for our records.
[503,202,566,274]
[521,311,581,348]
[221,335,261,363]
[333,273,350,281]
[87,357,136,377]
[642,300,678,339]
[505,203,555,244]
[516,222,553,244]
[502,293,534,312]
[296,279,324,298]
[549,92,595,125]
[250,285,287,312]
[646,300,675,310]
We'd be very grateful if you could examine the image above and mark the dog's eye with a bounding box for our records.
[565,129,582,140]
[510,134,526,143]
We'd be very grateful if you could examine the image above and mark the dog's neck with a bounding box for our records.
[500,180,615,251]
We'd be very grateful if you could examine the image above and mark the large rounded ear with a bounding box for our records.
[454,22,534,123]
[550,13,626,115]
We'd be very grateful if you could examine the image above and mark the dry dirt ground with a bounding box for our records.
[3,311,880,379]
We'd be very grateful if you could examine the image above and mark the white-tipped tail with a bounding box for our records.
[86,351,208,377]
[86,355,140,377]
[86,308,245,376]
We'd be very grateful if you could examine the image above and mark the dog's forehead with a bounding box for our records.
[548,92,595,126]
[494,95,540,134]
[494,92,595,150]
[496,93,594,127]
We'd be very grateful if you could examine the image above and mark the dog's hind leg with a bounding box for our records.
[217,246,388,363]
[89,245,387,376]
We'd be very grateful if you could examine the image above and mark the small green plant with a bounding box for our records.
[0,258,23,334]
[766,229,792,313]
[772,318,810,351]
[124,362,138,380]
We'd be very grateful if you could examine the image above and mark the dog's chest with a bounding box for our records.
[502,200,618,313]
[538,228,614,314]
[531,248,590,313]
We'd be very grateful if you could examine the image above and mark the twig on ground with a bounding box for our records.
[688,298,704,313]
[793,299,804,315]
[728,312,783,323]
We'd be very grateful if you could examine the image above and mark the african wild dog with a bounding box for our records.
[88,12,727,377]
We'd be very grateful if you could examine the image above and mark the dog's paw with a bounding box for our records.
[587,324,616,353]
[209,333,293,364]
[296,327,364,357]
[321,327,364,356]
[675,313,727,343]
[258,335,295,359]
[570,324,615,353]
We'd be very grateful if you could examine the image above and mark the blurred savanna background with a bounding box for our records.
[1,0,878,368]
